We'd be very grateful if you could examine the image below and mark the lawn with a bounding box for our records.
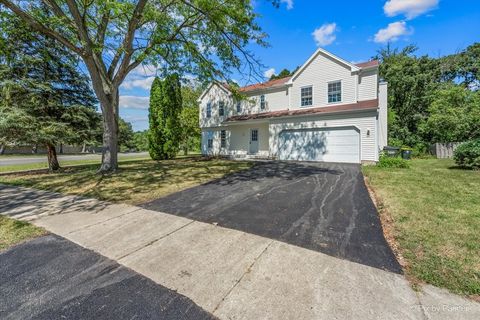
[0,215,46,251]
[363,159,480,297]
[0,153,150,173]
[0,157,252,205]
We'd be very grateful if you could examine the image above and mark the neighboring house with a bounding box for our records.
[198,48,388,163]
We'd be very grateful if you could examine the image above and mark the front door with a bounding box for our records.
[249,129,259,154]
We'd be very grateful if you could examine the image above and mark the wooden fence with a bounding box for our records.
[430,142,462,159]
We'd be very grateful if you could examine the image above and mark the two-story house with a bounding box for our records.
[198,48,387,163]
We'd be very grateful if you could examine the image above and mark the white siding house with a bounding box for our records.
[198,48,387,163]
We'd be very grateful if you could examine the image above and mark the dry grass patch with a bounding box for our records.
[0,156,252,205]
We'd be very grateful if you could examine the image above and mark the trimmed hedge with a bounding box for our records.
[377,154,410,168]
[454,140,480,169]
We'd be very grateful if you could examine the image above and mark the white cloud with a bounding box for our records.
[119,96,150,109]
[264,68,276,79]
[384,0,439,19]
[130,64,157,77]
[120,64,157,90]
[121,76,155,90]
[281,0,293,10]
[374,21,413,43]
[312,23,337,47]
[122,115,149,122]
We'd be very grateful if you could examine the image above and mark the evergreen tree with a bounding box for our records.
[0,12,99,170]
[148,74,183,160]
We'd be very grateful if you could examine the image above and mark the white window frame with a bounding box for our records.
[300,85,313,107]
[327,80,342,104]
[220,130,226,148]
[260,94,266,110]
[219,100,225,116]
[206,102,212,118]
[236,101,241,113]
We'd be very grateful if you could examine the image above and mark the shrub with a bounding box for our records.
[454,140,480,169]
[377,153,410,168]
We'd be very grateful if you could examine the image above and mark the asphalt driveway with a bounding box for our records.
[142,161,401,273]
[0,235,215,320]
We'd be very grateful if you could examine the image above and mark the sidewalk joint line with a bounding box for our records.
[117,220,196,261]
[66,207,143,235]
[212,239,275,314]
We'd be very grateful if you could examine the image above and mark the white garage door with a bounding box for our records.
[278,128,360,163]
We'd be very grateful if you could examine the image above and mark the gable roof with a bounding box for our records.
[239,76,292,92]
[199,48,379,101]
[224,98,378,122]
[287,48,360,84]
[355,60,379,69]
[197,81,231,102]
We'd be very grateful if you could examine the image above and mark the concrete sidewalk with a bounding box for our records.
[1,184,479,320]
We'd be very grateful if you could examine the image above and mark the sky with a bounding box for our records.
[119,0,480,131]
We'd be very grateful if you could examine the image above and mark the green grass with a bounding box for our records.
[0,215,46,251]
[363,159,480,297]
[0,157,252,205]
[0,154,150,173]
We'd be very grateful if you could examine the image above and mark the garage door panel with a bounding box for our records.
[278,128,360,163]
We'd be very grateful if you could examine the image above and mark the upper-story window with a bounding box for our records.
[206,102,212,118]
[328,81,342,103]
[260,95,266,110]
[236,101,241,113]
[301,86,313,107]
[219,101,225,116]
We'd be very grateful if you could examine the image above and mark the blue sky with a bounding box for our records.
[120,0,480,131]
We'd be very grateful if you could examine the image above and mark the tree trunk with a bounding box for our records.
[81,142,86,153]
[98,96,119,173]
[83,57,121,173]
[46,143,60,171]
[0,143,5,155]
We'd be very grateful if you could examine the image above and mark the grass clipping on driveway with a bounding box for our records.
[0,157,252,205]
[363,159,480,297]
[0,216,46,251]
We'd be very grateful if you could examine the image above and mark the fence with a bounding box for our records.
[430,142,462,159]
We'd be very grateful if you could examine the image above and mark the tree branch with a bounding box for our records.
[0,0,83,56]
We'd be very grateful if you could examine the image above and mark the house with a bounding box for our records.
[198,48,387,164]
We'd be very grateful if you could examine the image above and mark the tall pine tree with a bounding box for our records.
[148,74,182,160]
[0,11,99,170]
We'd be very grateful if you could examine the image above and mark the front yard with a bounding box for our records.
[0,156,252,205]
[363,159,480,297]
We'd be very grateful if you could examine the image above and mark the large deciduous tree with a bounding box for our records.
[0,11,99,170]
[148,74,182,160]
[376,45,441,148]
[0,0,269,172]
[179,85,201,155]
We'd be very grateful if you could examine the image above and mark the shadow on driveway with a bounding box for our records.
[142,161,402,274]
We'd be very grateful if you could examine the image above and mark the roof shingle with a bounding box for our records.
[224,99,378,122]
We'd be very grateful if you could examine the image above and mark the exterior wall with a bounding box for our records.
[378,82,388,150]
[269,111,378,161]
[358,69,378,101]
[199,84,233,128]
[244,88,288,113]
[201,123,269,157]
[290,52,356,109]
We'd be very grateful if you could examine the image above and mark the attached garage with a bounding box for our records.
[277,127,360,163]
